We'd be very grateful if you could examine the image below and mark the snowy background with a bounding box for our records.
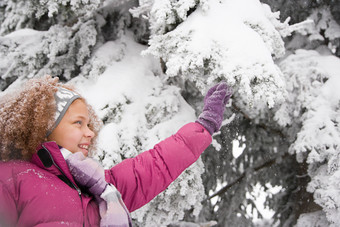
[1,0,340,226]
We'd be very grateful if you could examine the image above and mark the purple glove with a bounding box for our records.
[66,152,107,196]
[196,82,232,135]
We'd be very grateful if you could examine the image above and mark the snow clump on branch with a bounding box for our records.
[135,0,292,119]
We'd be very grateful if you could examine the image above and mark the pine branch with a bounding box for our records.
[205,155,285,201]
[232,102,286,138]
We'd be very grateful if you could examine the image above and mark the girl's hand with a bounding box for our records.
[66,152,107,195]
[196,82,232,135]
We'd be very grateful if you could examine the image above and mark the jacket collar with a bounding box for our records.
[31,141,77,187]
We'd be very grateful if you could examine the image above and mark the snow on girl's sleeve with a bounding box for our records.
[104,122,212,212]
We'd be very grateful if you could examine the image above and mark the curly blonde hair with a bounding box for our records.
[0,76,102,161]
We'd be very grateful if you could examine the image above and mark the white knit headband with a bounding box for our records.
[46,87,80,137]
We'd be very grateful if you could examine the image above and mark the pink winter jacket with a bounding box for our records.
[0,123,211,226]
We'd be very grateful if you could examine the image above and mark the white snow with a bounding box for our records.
[71,34,196,164]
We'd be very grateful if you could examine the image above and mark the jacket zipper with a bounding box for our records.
[42,145,85,227]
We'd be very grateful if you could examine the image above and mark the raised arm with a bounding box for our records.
[106,81,232,212]
[105,122,212,212]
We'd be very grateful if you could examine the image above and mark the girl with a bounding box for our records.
[0,76,232,227]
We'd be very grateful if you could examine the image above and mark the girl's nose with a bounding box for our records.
[85,126,95,138]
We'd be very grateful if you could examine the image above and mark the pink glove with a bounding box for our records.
[196,82,232,135]
[66,152,107,196]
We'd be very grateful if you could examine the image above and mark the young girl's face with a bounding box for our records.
[47,99,95,156]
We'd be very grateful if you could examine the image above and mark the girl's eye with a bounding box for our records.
[75,121,82,125]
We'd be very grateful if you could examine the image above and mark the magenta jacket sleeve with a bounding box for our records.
[104,122,212,212]
[0,164,18,226]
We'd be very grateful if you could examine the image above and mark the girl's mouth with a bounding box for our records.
[78,144,89,150]
[78,144,89,156]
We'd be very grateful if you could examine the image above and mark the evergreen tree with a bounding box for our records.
[1,0,340,226]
